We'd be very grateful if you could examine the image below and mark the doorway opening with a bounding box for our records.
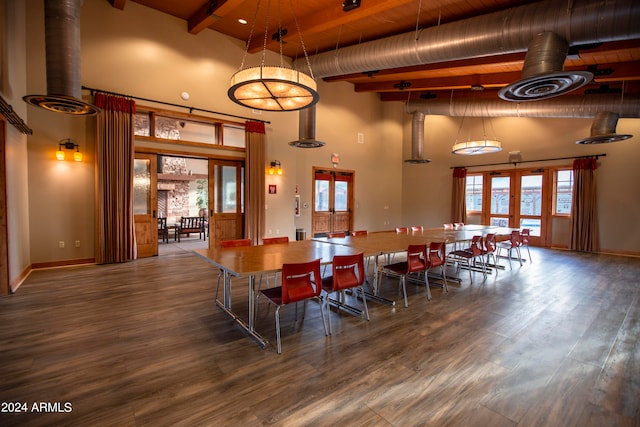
[157,155,209,256]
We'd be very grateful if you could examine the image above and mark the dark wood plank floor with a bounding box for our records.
[1,247,638,426]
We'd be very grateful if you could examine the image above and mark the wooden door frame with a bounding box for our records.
[0,119,9,295]
[133,153,158,258]
[311,167,355,237]
[480,166,555,246]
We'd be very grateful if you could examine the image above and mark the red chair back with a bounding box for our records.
[327,232,346,238]
[520,228,530,245]
[220,238,251,248]
[470,235,484,256]
[510,230,521,247]
[263,236,289,244]
[484,233,496,253]
[411,226,423,232]
[428,241,446,268]
[351,230,367,236]
[406,244,428,273]
[281,259,322,304]
[395,227,409,233]
[330,253,365,291]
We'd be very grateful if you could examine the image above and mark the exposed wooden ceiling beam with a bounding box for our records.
[188,0,241,34]
[108,0,127,10]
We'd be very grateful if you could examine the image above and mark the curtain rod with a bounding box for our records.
[451,153,607,169]
[81,86,270,124]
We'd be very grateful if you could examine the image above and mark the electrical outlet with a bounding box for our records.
[58,241,65,248]
[75,240,80,248]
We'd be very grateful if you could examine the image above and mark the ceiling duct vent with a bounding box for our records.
[23,0,99,115]
[576,111,632,144]
[405,112,431,164]
[289,105,326,148]
[499,32,593,102]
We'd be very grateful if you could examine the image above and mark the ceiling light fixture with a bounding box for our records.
[228,0,319,112]
[452,86,502,155]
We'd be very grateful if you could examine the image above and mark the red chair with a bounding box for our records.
[483,233,498,267]
[381,244,430,307]
[497,231,522,269]
[447,235,487,281]
[411,225,423,232]
[520,228,532,262]
[395,227,409,233]
[427,241,449,293]
[262,236,289,244]
[321,253,369,334]
[259,259,328,354]
[351,230,368,236]
[216,238,252,301]
[260,236,290,288]
[326,232,346,238]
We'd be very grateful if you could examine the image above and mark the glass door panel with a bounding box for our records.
[519,174,543,236]
[490,176,511,227]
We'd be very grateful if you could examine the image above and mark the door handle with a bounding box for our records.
[153,210,157,218]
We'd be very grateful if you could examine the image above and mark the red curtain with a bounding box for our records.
[245,121,266,245]
[451,167,467,224]
[570,158,599,252]
[94,93,137,263]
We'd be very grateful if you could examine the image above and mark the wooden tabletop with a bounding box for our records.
[193,239,364,277]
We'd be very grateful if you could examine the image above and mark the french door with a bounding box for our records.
[486,169,549,245]
[312,168,354,237]
[208,159,244,245]
[133,153,158,257]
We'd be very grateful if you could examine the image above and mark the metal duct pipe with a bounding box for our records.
[499,32,593,101]
[289,104,326,148]
[576,111,633,144]
[23,0,98,115]
[406,94,640,118]
[406,111,430,163]
[296,0,639,79]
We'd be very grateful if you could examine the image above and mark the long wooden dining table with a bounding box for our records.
[194,225,517,348]
[193,239,369,347]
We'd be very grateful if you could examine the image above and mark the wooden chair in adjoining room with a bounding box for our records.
[157,217,169,243]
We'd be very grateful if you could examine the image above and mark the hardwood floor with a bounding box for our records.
[0,247,638,426]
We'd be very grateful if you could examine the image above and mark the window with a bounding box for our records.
[465,174,483,212]
[133,108,245,149]
[554,169,573,215]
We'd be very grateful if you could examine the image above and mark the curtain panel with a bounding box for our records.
[244,121,266,245]
[570,157,599,252]
[94,92,137,263]
[451,167,467,224]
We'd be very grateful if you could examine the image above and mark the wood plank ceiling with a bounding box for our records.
[109,0,640,101]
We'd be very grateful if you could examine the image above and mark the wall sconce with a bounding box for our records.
[56,138,82,161]
[268,160,282,175]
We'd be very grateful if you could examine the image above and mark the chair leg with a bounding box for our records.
[317,296,329,337]
[400,275,408,307]
[274,306,282,354]
[424,272,432,301]
[440,266,449,293]
[525,245,532,262]
[360,287,370,321]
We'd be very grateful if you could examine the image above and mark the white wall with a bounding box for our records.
[2,0,32,288]
[401,114,640,254]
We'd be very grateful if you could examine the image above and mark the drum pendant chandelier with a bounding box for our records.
[228,0,319,112]
[452,86,502,155]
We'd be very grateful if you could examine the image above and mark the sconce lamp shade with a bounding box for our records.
[452,139,502,155]
[57,138,82,161]
[268,160,282,175]
[229,66,319,111]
